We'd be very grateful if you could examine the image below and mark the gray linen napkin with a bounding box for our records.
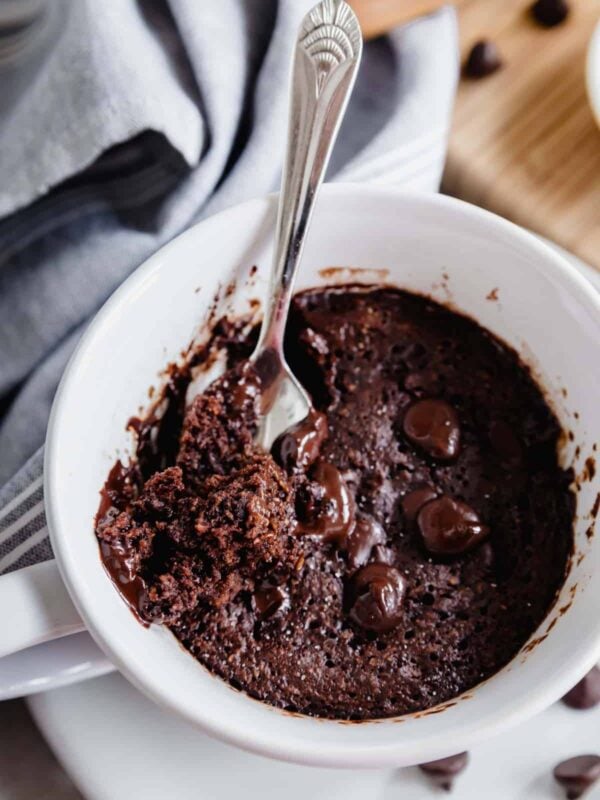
[0,1,458,574]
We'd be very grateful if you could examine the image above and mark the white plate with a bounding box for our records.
[27,670,600,800]
[26,244,600,800]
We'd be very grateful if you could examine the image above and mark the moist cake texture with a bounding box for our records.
[96,286,574,720]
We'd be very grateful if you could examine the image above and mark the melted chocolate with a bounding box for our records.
[95,462,147,620]
[98,538,148,622]
[296,460,356,545]
[97,460,137,520]
[271,408,328,471]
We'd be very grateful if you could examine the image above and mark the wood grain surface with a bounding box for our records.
[352,0,600,270]
[446,0,600,270]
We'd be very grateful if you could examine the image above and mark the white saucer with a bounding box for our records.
[26,243,600,799]
[27,669,600,800]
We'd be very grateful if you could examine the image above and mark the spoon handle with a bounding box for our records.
[254,0,362,358]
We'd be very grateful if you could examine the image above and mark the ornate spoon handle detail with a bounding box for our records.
[253,0,362,368]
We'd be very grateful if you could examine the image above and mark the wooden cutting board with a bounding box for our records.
[352,0,600,271]
[445,0,600,271]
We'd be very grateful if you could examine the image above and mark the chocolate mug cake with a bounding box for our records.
[96,285,574,720]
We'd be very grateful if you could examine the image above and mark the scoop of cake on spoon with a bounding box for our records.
[250,0,362,453]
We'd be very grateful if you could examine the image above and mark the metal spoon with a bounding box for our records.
[251,0,362,449]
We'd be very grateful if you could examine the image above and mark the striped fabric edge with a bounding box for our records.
[0,446,52,575]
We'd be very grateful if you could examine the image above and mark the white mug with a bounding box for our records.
[2,184,600,767]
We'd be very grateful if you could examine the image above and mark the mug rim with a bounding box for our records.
[45,183,600,767]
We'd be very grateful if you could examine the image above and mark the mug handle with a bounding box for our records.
[0,631,113,700]
[0,560,84,659]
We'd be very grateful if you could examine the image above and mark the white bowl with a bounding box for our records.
[45,184,600,768]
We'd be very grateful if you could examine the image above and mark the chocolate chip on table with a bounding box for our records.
[464,40,503,79]
[531,0,570,27]
[419,752,469,792]
[562,667,600,710]
[554,755,600,799]
[418,496,489,556]
[347,563,405,633]
[403,399,461,461]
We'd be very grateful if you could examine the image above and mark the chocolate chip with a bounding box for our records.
[348,563,405,633]
[419,752,469,792]
[254,584,287,618]
[346,514,386,568]
[464,40,503,78]
[418,496,489,556]
[562,667,600,710]
[402,486,438,522]
[403,399,460,461]
[554,755,600,799]
[531,0,569,27]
